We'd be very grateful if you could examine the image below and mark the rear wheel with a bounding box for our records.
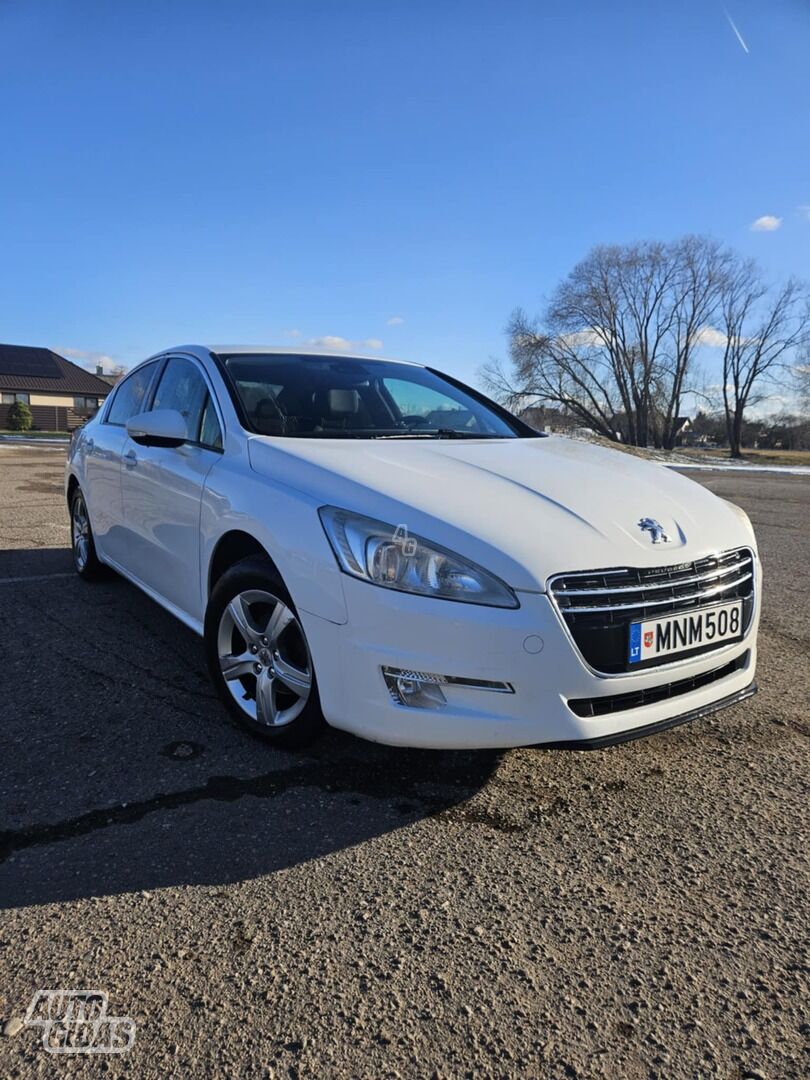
[70,487,105,581]
[205,556,325,746]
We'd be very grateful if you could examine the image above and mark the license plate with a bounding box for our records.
[627,600,744,664]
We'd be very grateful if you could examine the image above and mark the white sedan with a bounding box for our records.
[66,346,759,748]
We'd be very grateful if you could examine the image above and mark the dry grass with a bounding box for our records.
[680,447,810,467]
[565,433,810,468]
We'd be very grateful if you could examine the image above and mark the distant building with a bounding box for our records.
[673,416,692,446]
[519,406,582,435]
[93,363,123,387]
[0,344,113,431]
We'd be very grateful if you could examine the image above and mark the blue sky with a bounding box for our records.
[0,0,808,391]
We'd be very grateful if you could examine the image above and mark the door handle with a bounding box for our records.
[124,450,138,468]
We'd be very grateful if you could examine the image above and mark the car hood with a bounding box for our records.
[247,435,755,592]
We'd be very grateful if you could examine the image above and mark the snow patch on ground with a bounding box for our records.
[562,433,810,476]
[665,461,810,476]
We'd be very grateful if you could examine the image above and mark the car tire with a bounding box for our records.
[70,486,106,581]
[205,555,326,747]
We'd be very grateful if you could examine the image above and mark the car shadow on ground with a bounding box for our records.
[0,548,501,910]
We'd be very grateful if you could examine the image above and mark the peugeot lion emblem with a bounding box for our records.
[638,517,670,544]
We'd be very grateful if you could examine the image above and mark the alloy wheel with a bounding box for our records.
[72,493,90,572]
[216,589,313,727]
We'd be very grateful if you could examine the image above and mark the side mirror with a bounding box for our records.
[126,409,188,448]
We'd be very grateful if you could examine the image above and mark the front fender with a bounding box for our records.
[200,461,348,625]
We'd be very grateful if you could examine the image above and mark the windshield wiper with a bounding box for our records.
[369,429,501,440]
[434,429,496,439]
[282,430,361,439]
[276,429,503,440]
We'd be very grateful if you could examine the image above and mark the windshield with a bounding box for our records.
[218,354,534,439]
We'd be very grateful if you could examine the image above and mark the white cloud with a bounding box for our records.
[750,215,782,232]
[748,392,800,419]
[695,326,728,348]
[306,335,384,353]
[557,329,605,349]
[798,206,810,221]
[307,335,352,351]
[702,385,801,418]
[55,345,119,372]
[695,326,757,349]
[386,315,404,326]
[283,328,302,338]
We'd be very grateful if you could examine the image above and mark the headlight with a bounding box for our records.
[318,506,519,608]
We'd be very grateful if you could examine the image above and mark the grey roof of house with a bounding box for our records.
[0,344,113,395]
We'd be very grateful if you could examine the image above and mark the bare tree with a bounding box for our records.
[488,237,729,448]
[718,262,810,457]
[793,356,810,416]
[484,309,626,440]
[655,236,732,448]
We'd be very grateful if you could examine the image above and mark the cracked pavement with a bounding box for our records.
[0,444,808,1078]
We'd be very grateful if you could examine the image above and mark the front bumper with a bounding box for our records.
[300,572,760,750]
[537,681,757,749]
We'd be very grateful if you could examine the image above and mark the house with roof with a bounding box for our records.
[0,344,114,432]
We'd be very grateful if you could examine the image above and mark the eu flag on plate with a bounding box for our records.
[628,623,642,664]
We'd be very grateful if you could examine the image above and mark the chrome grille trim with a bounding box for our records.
[559,571,752,614]
[558,559,748,595]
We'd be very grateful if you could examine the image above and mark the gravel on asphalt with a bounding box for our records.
[0,446,807,1078]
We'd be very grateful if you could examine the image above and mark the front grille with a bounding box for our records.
[568,652,749,718]
[549,547,755,674]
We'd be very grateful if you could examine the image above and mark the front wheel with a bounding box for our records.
[204,556,325,747]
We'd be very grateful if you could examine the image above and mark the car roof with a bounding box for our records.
[204,345,421,366]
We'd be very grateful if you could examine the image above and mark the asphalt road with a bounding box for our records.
[0,445,808,1079]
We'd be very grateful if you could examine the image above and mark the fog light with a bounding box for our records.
[383,668,448,708]
[382,667,514,708]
